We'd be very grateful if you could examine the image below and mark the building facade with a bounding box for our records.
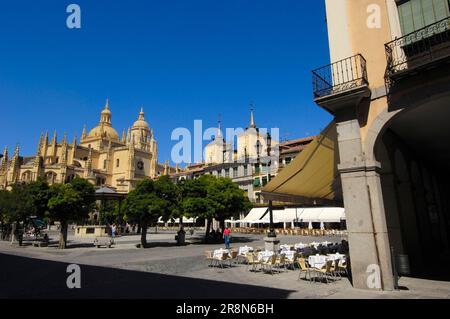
[0,100,159,193]
[172,110,314,204]
[312,0,450,290]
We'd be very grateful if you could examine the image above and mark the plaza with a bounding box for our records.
[1,230,449,299]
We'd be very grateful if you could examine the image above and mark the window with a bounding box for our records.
[244,165,248,176]
[398,0,450,35]
[225,169,230,177]
[116,159,120,168]
[285,157,292,165]
[253,178,261,187]
[103,160,107,169]
[233,167,238,178]
[262,176,268,186]
[255,164,260,174]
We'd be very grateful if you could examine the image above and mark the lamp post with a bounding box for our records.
[268,200,276,238]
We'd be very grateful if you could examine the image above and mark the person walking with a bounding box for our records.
[223,226,231,249]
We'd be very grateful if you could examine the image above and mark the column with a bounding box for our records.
[337,117,394,291]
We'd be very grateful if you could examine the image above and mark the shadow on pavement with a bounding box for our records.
[0,253,295,299]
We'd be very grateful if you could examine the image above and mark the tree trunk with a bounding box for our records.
[219,219,225,234]
[179,216,184,231]
[140,222,147,248]
[137,223,141,234]
[204,218,212,243]
[59,221,68,249]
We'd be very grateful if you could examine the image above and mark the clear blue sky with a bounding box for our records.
[0,0,332,164]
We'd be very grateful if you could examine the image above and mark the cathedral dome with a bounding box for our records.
[87,125,119,140]
[86,99,120,140]
[132,108,150,130]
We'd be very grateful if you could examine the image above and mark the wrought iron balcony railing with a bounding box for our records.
[385,17,450,79]
[312,54,368,99]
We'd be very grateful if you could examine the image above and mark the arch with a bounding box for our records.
[45,171,57,184]
[72,160,82,168]
[21,170,33,182]
[366,90,450,164]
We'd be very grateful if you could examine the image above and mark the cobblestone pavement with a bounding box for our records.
[0,231,449,299]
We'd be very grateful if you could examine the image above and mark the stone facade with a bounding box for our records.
[0,100,158,193]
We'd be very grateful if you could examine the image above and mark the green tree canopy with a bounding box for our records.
[123,176,179,247]
[46,177,95,249]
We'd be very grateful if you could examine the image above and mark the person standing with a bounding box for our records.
[111,224,116,238]
[223,226,231,249]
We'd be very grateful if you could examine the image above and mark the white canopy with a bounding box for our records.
[298,207,345,223]
[241,207,269,222]
[258,209,284,224]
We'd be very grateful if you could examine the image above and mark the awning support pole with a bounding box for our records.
[268,200,276,238]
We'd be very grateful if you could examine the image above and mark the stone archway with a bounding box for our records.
[367,92,450,280]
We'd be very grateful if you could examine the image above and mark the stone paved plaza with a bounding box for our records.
[0,230,449,299]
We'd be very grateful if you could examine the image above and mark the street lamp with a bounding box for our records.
[267,200,276,238]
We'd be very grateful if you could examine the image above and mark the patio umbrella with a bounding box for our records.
[308,221,313,229]
[320,221,325,230]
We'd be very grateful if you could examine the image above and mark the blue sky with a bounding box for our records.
[0,0,332,164]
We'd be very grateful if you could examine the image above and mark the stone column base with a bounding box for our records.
[264,237,280,252]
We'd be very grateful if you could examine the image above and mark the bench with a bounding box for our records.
[94,237,115,248]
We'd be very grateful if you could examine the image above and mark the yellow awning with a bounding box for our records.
[262,121,342,206]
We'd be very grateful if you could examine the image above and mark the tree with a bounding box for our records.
[26,178,51,219]
[179,175,252,242]
[123,176,178,248]
[47,177,95,249]
[208,177,252,233]
[179,176,216,242]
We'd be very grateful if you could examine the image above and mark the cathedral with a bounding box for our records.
[0,100,158,193]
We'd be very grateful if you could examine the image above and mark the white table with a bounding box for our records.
[282,250,296,262]
[213,249,230,259]
[238,246,253,256]
[308,255,329,269]
[258,251,274,262]
[327,253,346,261]
[294,243,307,250]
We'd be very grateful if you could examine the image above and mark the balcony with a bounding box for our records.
[385,17,450,85]
[312,54,370,114]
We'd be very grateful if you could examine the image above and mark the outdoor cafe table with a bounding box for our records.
[327,253,346,261]
[280,244,292,251]
[282,250,296,262]
[308,255,329,269]
[294,243,307,250]
[238,246,253,255]
[213,249,230,258]
[257,251,274,262]
[308,254,346,269]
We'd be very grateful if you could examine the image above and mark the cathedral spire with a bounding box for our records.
[217,114,223,139]
[51,130,57,145]
[99,99,112,125]
[13,144,19,158]
[249,103,256,129]
[72,136,77,146]
[81,125,87,140]
[139,107,145,120]
[1,146,8,172]
[62,132,67,145]
[44,130,49,144]
[121,129,126,143]
[36,133,43,156]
